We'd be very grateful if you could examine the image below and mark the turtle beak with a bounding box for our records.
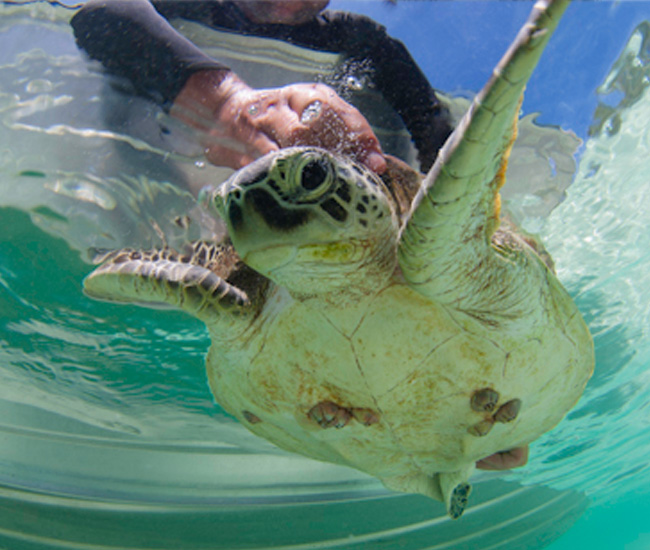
[198,184,228,222]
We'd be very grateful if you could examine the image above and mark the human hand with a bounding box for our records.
[475,445,529,471]
[172,70,386,173]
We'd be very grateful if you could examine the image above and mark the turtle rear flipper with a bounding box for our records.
[399,0,568,318]
[382,465,475,519]
[84,242,261,326]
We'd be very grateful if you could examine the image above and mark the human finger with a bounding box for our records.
[204,133,279,170]
[204,100,281,168]
[246,98,305,146]
[203,143,255,170]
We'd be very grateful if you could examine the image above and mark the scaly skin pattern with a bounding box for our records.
[84,0,593,519]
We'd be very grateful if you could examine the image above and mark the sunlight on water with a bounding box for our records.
[0,3,260,448]
[1,2,650,549]
[528,22,650,503]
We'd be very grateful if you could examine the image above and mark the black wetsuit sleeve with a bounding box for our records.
[327,14,452,172]
[70,0,228,107]
[259,11,452,171]
[371,38,452,172]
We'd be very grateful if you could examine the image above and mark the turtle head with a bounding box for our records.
[203,147,399,296]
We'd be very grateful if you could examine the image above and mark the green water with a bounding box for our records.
[2,2,650,549]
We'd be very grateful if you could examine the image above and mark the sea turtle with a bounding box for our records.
[84,0,593,519]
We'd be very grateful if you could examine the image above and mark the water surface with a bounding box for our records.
[1,2,650,548]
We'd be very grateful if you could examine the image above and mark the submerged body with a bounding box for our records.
[84,0,594,518]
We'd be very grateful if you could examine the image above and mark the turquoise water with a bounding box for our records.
[546,493,650,550]
[1,2,650,549]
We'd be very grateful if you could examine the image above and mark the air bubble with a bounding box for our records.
[26,79,53,94]
[345,75,363,91]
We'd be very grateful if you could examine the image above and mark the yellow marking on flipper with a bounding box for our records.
[487,92,524,237]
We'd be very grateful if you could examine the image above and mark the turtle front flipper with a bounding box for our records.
[399,0,568,316]
[84,242,263,327]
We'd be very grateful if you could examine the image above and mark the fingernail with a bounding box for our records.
[365,152,387,174]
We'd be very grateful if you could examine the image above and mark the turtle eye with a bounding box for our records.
[299,157,331,196]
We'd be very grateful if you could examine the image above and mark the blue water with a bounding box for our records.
[1,1,650,549]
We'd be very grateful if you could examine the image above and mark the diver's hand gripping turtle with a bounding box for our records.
[84,0,593,519]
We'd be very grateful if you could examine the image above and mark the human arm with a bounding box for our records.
[71,0,385,172]
[71,0,226,107]
[172,70,386,171]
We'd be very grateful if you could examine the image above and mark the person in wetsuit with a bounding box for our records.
[71,0,453,175]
